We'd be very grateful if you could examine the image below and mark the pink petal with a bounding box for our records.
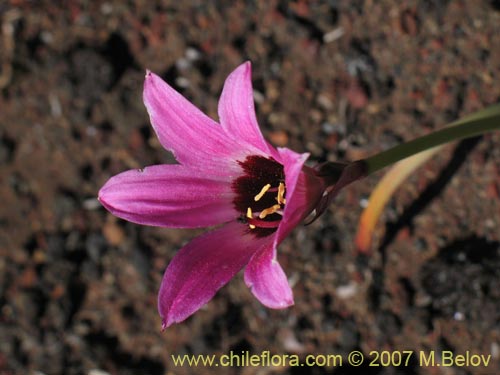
[159,221,263,327]
[143,71,249,167]
[244,241,294,309]
[98,164,237,228]
[243,148,325,309]
[218,62,276,156]
[275,148,325,243]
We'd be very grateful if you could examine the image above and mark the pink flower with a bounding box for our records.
[98,62,327,328]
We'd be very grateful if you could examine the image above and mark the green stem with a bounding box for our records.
[363,104,500,175]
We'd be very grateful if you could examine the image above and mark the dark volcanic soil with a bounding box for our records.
[1,1,500,375]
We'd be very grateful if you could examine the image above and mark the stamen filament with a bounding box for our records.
[247,218,281,228]
[254,183,271,201]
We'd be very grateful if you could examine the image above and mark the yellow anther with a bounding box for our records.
[259,204,282,219]
[276,182,286,205]
[254,183,271,201]
[246,208,255,229]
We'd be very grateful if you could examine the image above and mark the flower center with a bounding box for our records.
[246,181,286,229]
[232,156,286,237]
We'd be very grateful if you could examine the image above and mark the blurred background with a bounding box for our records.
[1,1,500,374]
